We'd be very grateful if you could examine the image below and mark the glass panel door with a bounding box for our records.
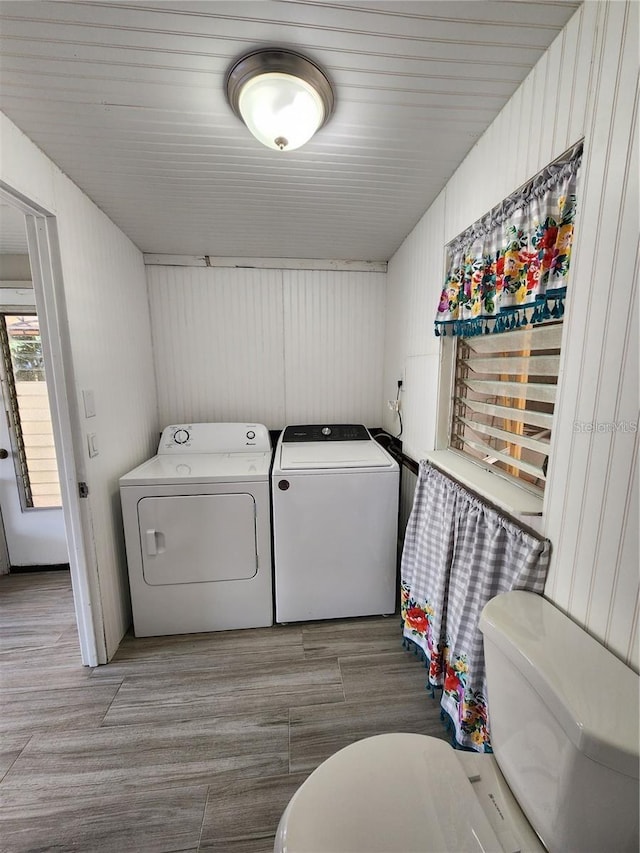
[0,313,62,508]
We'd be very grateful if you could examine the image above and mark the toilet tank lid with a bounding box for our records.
[480,591,639,780]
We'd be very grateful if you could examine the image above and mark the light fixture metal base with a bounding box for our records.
[225,48,335,133]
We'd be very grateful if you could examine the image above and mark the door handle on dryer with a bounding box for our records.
[145,529,158,556]
[145,529,166,556]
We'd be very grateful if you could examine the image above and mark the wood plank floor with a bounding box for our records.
[0,571,449,853]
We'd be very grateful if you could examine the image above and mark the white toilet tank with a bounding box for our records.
[480,591,639,853]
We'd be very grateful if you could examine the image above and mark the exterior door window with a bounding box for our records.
[0,313,62,509]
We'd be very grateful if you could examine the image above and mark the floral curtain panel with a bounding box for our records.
[435,142,583,337]
[401,462,550,752]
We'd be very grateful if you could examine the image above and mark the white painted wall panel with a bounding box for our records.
[148,266,285,429]
[401,354,439,463]
[563,0,600,149]
[0,114,55,212]
[615,441,639,667]
[54,175,158,658]
[283,270,386,426]
[544,1,639,669]
[383,2,639,669]
[382,193,445,439]
[147,266,386,430]
[0,113,159,660]
[442,5,598,245]
[525,55,548,179]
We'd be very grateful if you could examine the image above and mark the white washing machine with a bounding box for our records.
[272,424,399,623]
[120,422,273,637]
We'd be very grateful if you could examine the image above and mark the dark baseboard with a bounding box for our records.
[10,564,70,574]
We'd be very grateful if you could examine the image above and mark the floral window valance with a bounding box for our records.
[435,141,583,337]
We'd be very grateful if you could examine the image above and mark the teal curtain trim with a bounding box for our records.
[401,635,493,753]
[402,634,437,697]
[434,288,566,337]
[440,708,494,754]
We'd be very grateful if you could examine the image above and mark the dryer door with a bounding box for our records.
[137,493,257,584]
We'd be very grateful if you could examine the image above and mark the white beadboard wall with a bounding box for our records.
[282,270,386,426]
[147,266,387,429]
[0,113,159,660]
[148,266,285,427]
[383,2,639,669]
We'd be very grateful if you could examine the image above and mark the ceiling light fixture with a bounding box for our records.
[225,48,334,152]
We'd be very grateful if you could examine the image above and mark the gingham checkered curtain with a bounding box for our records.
[400,461,550,752]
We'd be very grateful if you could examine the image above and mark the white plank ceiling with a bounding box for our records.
[0,0,581,260]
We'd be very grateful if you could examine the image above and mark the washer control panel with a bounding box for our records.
[282,424,370,442]
[158,423,271,453]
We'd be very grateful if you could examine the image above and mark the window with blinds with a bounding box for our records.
[450,321,562,495]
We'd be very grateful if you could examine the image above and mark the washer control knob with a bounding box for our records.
[321,426,332,436]
[246,430,256,440]
[173,428,190,445]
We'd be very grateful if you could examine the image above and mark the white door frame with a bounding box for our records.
[0,180,105,666]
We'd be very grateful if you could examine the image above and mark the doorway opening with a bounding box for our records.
[0,202,67,572]
[0,311,63,511]
[0,183,102,665]
[0,306,69,570]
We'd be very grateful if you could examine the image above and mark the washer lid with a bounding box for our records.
[278,734,506,853]
[279,440,395,470]
[120,451,272,485]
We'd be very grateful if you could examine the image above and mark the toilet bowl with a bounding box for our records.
[275,591,640,853]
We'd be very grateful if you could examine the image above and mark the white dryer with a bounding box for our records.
[272,424,399,623]
[120,422,273,637]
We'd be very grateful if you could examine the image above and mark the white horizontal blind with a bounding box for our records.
[451,322,563,493]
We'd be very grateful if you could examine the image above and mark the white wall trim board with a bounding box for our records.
[143,254,388,273]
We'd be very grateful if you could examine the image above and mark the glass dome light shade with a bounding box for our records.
[226,49,334,153]
[238,72,325,151]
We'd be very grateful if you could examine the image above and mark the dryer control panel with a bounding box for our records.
[282,424,370,442]
[158,423,271,453]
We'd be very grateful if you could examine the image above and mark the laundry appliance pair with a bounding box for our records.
[120,422,399,637]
